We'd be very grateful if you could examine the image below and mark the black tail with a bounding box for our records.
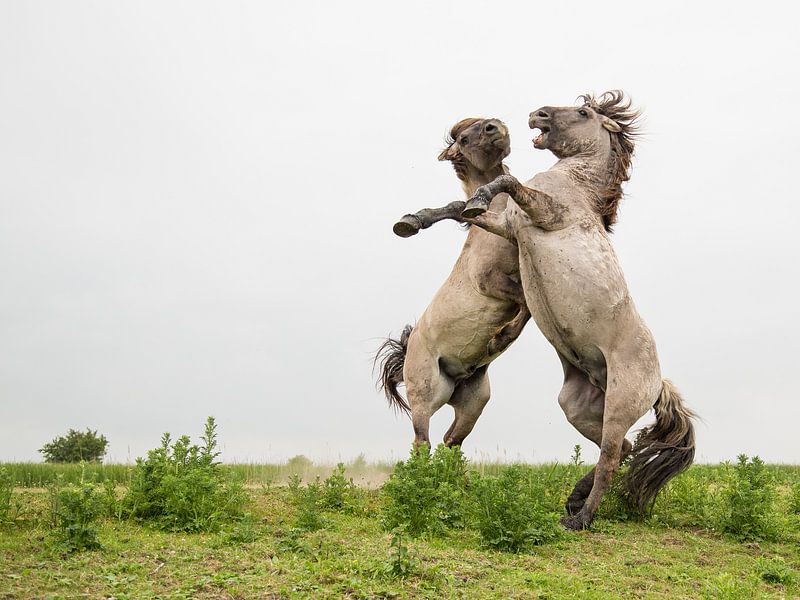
[623,379,697,514]
[373,325,413,416]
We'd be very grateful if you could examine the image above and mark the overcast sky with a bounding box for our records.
[1,2,798,465]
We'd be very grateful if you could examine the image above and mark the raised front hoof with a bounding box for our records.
[560,513,592,531]
[393,215,422,237]
[461,197,489,218]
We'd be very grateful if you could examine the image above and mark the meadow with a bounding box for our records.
[1,439,799,599]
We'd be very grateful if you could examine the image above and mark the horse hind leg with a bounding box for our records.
[557,360,631,516]
[403,335,455,447]
[443,366,490,447]
[561,365,659,530]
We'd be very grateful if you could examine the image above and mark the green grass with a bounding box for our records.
[1,461,799,599]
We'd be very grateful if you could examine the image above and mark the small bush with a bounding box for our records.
[286,455,313,474]
[49,477,104,552]
[652,470,712,528]
[381,444,468,537]
[371,530,418,580]
[757,556,795,586]
[790,482,800,514]
[122,417,246,532]
[718,455,780,542]
[40,428,109,463]
[321,463,362,513]
[288,475,327,531]
[471,465,562,552]
[0,468,13,523]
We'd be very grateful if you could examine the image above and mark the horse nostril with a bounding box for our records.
[485,123,497,133]
[537,110,549,118]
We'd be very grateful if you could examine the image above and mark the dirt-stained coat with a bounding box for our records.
[458,92,696,529]
[376,118,529,447]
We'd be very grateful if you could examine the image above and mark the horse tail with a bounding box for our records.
[374,325,413,416]
[623,379,696,514]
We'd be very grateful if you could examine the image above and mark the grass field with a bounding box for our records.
[1,457,799,599]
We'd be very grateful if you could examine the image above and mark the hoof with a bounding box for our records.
[393,215,422,237]
[461,197,489,219]
[560,513,592,531]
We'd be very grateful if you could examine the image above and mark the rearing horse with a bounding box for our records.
[399,92,696,529]
[376,118,529,447]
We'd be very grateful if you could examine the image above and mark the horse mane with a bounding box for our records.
[578,90,642,231]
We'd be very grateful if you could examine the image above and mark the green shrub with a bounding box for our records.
[718,455,780,542]
[757,556,795,585]
[321,463,362,513]
[471,465,562,552]
[288,475,328,531]
[122,417,246,532]
[49,478,104,552]
[371,530,418,580]
[0,468,13,523]
[790,482,800,514]
[39,428,109,463]
[652,470,712,528]
[381,444,468,537]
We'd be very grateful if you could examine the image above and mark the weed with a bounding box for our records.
[471,465,562,552]
[0,467,13,523]
[224,513,261,544]
[48,471,104,552]
[718,455,780,542]
[321,463,362,513]
[289,475,328,531]
[381,444,468,537]
[371,529,417,580]
[122,417,247,532]
[790,482,800,514]
[757,556,795,585]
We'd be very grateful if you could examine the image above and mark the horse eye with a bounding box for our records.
[460,136,469,144]
[578,109,588,117]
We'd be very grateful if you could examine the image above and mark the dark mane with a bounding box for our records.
[578,90,642,231]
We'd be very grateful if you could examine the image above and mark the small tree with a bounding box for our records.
[40,429,109,463]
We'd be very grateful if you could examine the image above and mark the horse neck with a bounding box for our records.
[461,163,507,203]
[552,150,613,197]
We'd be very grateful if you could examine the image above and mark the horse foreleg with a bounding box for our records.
[393,201,466,238]
[463,174,567,230]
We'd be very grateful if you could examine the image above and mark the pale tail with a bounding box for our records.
[623,379,696,514]
[373,325,413,416]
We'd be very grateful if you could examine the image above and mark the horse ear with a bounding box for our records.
[438,143,461,162]
[599,115,622,133]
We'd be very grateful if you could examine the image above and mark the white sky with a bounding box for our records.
[1,1,798,464]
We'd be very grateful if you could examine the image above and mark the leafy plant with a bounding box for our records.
[381,444,469,537]
[717,455,780,542]
[48,473,104,552]
[471,465,562,552]
[0,467,14,523]
[321,463,362,513]
[371,529,417,580]
[757,556,795,585]
[224,513,261,544]
[288,474,328,531]
[122,417,246,532]
[790,482,800,514]
[39,428,109,463]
